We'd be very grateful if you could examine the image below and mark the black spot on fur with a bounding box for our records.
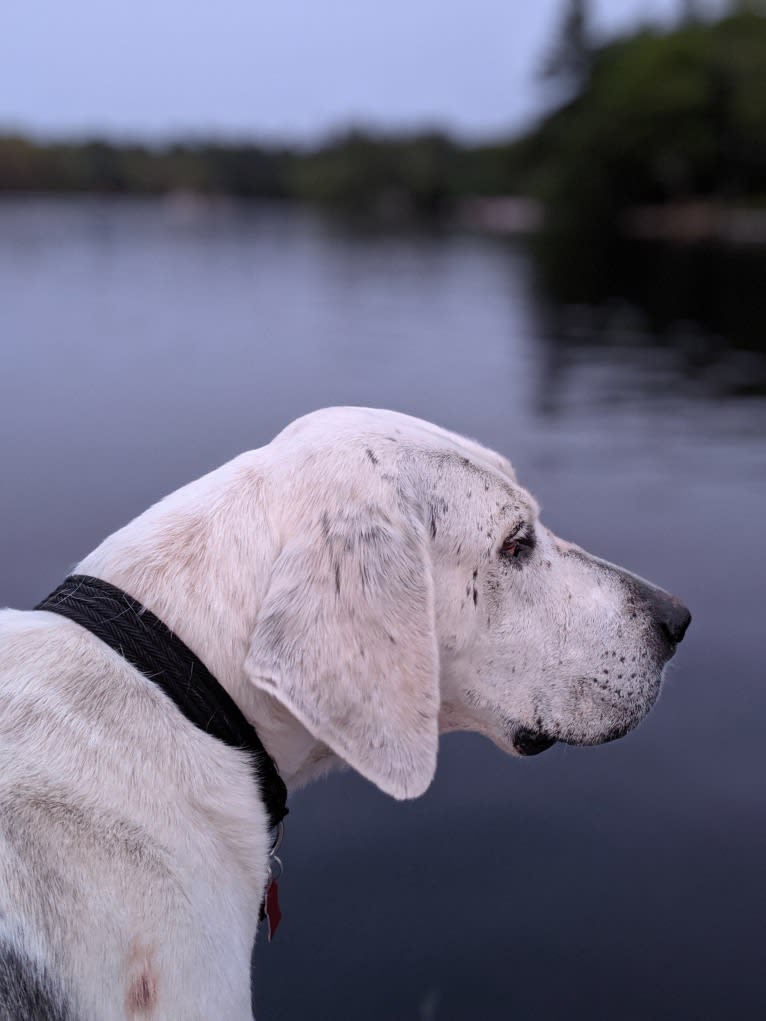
[0,941,74,1021]
[365,448,379,466]
[334,562,341,595]
[430,514,437,540]
[468,568,480,607]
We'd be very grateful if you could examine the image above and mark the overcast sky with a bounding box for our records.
[0,0,720,142]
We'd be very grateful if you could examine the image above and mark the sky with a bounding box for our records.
[0,0,722,142]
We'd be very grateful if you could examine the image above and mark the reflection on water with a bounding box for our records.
[1,199,764,1020]
[531,232,766,405]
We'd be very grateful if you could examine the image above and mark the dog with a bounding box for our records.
[0,406,690,1020]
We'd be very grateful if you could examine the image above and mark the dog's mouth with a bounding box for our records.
[512,728,557,756]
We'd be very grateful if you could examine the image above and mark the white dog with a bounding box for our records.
[0,407,689,1020]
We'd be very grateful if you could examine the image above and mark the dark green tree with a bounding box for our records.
[540,0,593,91]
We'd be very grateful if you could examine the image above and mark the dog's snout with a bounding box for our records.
[648,588,691,646]
[607,560,691,649]
[572,552,692,649]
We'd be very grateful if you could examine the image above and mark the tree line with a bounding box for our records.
[1,5,765,231]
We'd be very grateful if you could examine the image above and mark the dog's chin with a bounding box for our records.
[560,700,655,747]
[515,719,634,753]
[561,720,634,746]
[557,668,665,748]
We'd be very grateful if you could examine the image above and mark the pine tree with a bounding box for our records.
[540,0,592,90]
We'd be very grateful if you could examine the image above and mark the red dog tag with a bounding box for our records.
[264,878,282,941]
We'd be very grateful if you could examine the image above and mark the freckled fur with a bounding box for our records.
[0,406,684,1019]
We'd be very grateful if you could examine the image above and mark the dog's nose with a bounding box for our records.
[592,556,692,650]
[650,590,692,646]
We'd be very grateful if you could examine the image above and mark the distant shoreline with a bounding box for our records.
[4,9,765,241]
[4,185,766,247]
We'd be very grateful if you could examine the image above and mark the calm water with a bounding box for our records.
[1,198,764,1020]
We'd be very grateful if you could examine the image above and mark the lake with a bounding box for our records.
[1,197,764,1020]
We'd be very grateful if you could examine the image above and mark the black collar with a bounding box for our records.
[35,574,288,832]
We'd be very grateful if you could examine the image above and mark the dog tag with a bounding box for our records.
[264,878,282,941]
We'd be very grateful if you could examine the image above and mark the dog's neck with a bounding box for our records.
[76,454,342,794]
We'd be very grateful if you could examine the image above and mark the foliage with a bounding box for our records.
[521,9,766,230]
[0,129,526,213]
[0,136,295,197]
[287,130,459,214]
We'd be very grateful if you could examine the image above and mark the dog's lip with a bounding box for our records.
[513,728,557,756]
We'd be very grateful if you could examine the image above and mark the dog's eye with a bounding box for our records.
[500,526,535,562]
[502,538,522,558]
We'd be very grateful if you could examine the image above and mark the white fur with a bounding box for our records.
[0,407,681,1020]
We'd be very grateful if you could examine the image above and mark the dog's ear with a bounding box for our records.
[244,497,439,799]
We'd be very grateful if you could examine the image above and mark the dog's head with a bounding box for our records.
[246,407,690,798]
